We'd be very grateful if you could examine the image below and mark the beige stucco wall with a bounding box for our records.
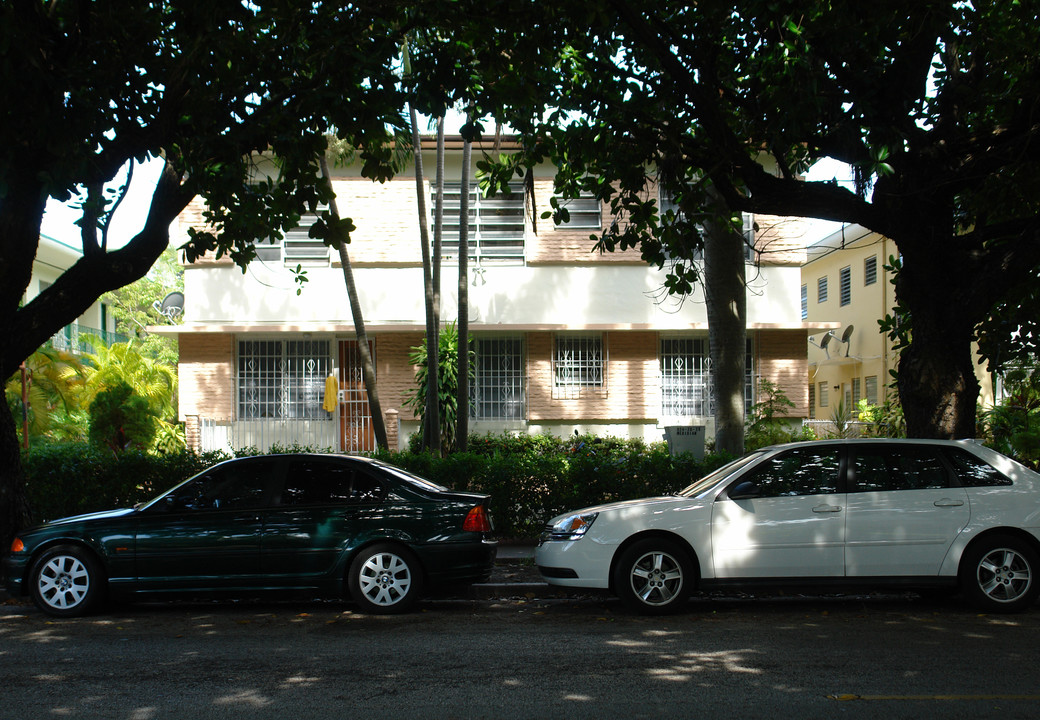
[803,226,994,417]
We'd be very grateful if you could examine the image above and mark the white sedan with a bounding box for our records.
[536,439,1040,614]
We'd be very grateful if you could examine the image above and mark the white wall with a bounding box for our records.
[183,262,803,330]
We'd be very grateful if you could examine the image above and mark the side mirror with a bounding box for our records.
[727,480,759,501]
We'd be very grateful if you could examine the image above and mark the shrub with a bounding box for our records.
[88,381,157,452]
[377,432,722,538]
[22,442,228,523]
[22,433,726,540]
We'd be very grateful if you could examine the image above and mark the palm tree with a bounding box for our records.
[455,117,473,451]
[409,103,441,454]
[79,338,180,450]
[4,346,85,445]
[319,153,389,450]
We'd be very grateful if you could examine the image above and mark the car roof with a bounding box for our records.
[760,438,985,451]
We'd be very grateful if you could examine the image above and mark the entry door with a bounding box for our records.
[339,340,376,452]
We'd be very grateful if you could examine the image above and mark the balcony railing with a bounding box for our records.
[48,324,130,354]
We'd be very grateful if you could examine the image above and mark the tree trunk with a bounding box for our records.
[410,105,440,453]
[894,245,980,438]
[1,159,192,553]
[898,328,979,438]
[0,401,31,556]
[433,117,444,329]
[455,127,473,452]
[703,187,747,456]
[320,156,388,450]
[883,192,981,439]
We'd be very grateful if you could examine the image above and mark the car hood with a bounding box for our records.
[26,508,136,533]
[549,496,687,523]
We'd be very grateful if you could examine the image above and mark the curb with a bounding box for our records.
[465,582,576,600]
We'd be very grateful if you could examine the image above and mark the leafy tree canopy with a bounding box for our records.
[1,0,436,382]
[411,0,1040,437]
[0,0,464,546]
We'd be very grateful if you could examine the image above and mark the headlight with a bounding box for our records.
[545,512,599,541]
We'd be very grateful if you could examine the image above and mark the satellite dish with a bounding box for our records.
[819,332,832,350]
[841,325,855,343]
[154,291,184,321]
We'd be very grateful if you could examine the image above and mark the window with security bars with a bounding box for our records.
[238,339,331,419]
[818,276,828,303]
[840,266,852,306]
[435,181,525,263]
[660,337,754,417]
[553,335,604,398]
[255,209,331,266]
[801,284,808,319]
[852,377,862,405]
[658,190,756,261]
[472,337,525,419]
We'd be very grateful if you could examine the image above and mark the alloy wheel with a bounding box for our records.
[36,554,91,612]
[975,547,1033,604]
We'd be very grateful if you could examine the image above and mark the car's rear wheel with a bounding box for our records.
[613,538,694,614]
[29,545,105,617]
[348,543,423,614]
[960,535,1039,613]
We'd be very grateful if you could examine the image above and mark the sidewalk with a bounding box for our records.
[465,541,570,600]
[495,543,536,562]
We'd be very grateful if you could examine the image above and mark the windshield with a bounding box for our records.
[678,451,765,498]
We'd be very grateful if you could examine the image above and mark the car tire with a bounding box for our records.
[959,535,1040,613]
[613,538,695,615]
[348,543,423,614]
[29,545,105,617]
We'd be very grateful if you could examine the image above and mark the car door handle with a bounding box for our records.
[812,504,843,513]
[934,498,965,507]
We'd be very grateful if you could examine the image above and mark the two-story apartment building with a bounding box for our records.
[168,137,823,453]
[802,224,993,427]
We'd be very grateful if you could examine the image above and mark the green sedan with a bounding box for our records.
[4,454,496,616]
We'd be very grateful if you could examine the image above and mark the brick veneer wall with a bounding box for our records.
[179,332,234,420]
[756,329,809,418]
[527,331,659,422]
[331,179,424,266]
[375,332,424,422]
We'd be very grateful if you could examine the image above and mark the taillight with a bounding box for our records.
[10,538,24,553]
[463,504,492,533]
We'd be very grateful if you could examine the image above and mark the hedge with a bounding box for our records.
[20,434,728,539]
[21,443,228,524]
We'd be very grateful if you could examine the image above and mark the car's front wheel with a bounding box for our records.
[29,545,105,617]
[960,535,1040,613]
[613,538,695,614]
[348,543,423,614]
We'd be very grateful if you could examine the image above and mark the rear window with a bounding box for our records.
[946,448,1013,487]
[281,459,388,505]
[850,445,951,492]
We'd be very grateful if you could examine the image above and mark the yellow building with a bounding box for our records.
[802,225,993,428]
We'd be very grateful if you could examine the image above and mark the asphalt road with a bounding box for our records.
[2,590,1039,720]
